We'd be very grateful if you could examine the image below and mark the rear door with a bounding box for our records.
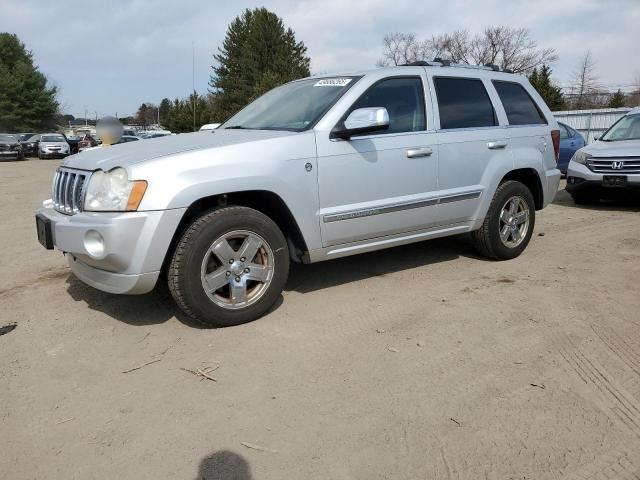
[429,75,509,225]
[491,79,553,177]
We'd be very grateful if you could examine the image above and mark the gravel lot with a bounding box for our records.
[2,159,640,480]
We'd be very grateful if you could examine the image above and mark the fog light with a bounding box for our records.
[84,230,105,258]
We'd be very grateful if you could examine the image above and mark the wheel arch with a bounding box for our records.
[500,168,544,210]
[161,190,309,277]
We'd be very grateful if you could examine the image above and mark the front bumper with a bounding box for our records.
[36,205,186,294]
[0,151,21,160]
[40,151,68,159]
[566,161,640,195]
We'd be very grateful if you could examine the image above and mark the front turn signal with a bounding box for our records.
[126,180,148,211]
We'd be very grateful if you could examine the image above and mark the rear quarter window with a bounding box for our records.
[433,77,497,129]
[493,81,547,126]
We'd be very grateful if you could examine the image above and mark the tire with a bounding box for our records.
[168,206,290,327]
[570,191,600,205]
[471,180,536,260]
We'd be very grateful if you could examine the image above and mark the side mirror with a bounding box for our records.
[593,135,600,141]
[330,107,389,140]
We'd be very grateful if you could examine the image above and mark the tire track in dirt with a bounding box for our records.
[591,324,640,379]
[553,330,640,479]
[555,332,640,438]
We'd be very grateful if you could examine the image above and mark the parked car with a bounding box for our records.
[20,134,42,156]
[78,135,140,153]
[557,121,586,174]
[18,132,38,142]
[141,132,171,139]
[0,133,24,161]
[567,107,640,203]
[77,134,98,152]
[200,123,221,131]
[38,134,70,159]
[65,135,81,154]
[118,135,140,143]
[35,63,561,327]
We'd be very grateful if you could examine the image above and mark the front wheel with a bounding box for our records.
[471,180,536,260]
[168,206,290,327]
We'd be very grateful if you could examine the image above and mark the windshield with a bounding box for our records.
[41,135,66,142]
[222,77,359,131]
[601,114,640,142]
[0,134,18,142]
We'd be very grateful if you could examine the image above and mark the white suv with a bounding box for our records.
[36,62,561,326]
[567,107,640,203]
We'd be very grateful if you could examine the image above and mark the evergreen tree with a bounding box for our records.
[529,65,565,111]
[209,8,310,121]
[607,89,625,108]
[0,33,58,132]
[159,98,171,126]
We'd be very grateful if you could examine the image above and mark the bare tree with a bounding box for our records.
[377,33,435,66]
[378,26,556,74]
[569,51,601,109]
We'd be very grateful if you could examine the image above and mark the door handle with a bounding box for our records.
[406,147,433,158]
[487,140,508,149]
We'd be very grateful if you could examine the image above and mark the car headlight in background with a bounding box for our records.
[83,167,147,211]
[570,150,591,165]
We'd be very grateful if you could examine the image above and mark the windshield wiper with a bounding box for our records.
[225,125,249,129]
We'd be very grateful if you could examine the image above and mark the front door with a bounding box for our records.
[315,76,439,247]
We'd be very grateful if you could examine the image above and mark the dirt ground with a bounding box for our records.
[2,159,640,480]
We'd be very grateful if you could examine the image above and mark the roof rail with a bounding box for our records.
[400,59,510,72]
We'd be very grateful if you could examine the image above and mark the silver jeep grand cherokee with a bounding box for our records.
[36,62,561,327]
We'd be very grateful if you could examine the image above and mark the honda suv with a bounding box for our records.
[567,107,640,203]
[35,62,561,326]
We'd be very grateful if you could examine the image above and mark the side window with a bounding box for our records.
[347,77,426,135]
[559,123,569,139]
[493,81,547,126]
[433,77,497,129]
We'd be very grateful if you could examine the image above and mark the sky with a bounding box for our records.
[2,0,639,118]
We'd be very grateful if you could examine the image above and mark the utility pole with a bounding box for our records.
[84,106,88,126]
[192,40,196,132]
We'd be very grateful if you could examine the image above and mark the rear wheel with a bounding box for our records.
[168,206,289,327]
[471,180,535,260]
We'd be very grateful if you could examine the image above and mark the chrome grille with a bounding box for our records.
[587,157,640,174]
[52,168,90,214]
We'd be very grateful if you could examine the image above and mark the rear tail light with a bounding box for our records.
[551,130,560,164]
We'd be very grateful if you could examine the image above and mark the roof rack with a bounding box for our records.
[401,59,512,73]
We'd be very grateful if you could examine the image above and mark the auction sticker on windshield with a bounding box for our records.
[314,78,352,87]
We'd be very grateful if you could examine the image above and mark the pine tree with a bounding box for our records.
[607,89,625,108]
[528,65,565,111]
[209,8,310,121]
[0,33,58,132]
[159,98,171,126]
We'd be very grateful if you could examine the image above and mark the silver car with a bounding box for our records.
[38,134,70,159]
[567,107,640,203]
[36,63,561,326]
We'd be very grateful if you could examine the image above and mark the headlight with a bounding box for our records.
[84,167,147,211]
[571,150,591,165]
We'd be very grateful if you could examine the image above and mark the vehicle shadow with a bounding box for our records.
[65,275,206,328]
[64,235,472,327]
[195,450,253,480]
[286,234,473,294]
[553,186,640,212]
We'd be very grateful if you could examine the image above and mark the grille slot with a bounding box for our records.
[587,158,640,174]
[52,168,89,214]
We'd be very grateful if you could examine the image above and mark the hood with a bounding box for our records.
[62,129,298,171]
[583,139,640,158]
